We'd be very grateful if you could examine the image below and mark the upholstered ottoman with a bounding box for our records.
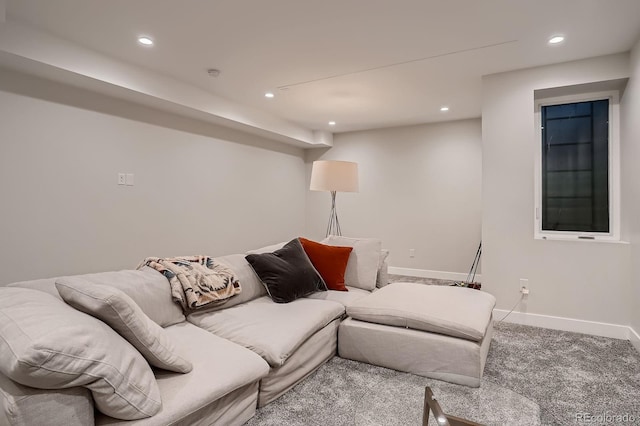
[338,282,496,387]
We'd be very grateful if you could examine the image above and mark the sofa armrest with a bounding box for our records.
[0,373,95,426]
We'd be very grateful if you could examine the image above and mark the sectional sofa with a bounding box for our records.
[0,236,495,426]
[0,237,388,425]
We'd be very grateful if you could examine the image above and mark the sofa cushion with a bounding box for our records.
[6,278,63,300]
[322,236,382,291]
[305,286,371,307]
[74,268,185,327]
[346,282,496,342]
[96,322,270,426]
[0,372,95,426]
[299,237,352,291]
[192,254,267,313]
[187,296,344,367]
[56,278,192,373]
[7,268,185,327]
[0,288,161,420]
[246,241,287,254]
[246,239,327,303]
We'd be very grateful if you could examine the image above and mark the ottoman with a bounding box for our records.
[338,282,496,387]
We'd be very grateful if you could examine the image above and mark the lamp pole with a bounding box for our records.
[326,191,342,237]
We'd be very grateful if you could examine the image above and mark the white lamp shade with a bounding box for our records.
[310,160,359,193]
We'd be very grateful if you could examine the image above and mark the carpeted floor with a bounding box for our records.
[247,323,640,425]
[245,276,640,425]
[387,274,455,287]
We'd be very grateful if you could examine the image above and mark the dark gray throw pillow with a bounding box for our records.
[245,238,327,303]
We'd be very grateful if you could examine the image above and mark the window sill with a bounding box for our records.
[534,235,630,245]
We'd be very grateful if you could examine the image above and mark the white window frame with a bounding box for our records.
[534,91,620,241]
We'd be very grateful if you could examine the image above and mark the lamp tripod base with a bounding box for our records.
[326,191,342,237]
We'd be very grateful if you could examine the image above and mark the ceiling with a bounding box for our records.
[5,0,640,135]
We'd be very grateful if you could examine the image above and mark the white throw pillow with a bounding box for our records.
[0,288,161,420]
[322,236,382,291]
[56,277,192,373]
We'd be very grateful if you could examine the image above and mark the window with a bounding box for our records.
[535,92,620,240]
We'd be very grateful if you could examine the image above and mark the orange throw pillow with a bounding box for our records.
[299,237,353,291]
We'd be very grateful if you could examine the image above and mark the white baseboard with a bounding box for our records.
[388,267,481,283]
[493,309,631,340]
[629,327,640,353]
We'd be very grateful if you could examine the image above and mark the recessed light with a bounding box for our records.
[328,121,336,126]
[548,35,565,45]
[265,92,275,98]
[138,36,154,46]
[440,106,449,112]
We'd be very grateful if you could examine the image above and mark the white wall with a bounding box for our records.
[306,119,482,274]
[482,53,633,326]
[621,39,640,333]
[0,69,307,285]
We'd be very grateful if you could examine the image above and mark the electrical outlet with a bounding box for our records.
[117,173,126,185]
[409,249,415,258]
[519,278,529,296]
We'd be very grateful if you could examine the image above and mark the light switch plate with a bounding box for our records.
[125,173,134,186]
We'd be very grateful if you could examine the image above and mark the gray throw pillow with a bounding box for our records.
[245,238,326,303]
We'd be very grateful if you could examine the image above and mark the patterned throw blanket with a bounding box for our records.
[137,256,241,311]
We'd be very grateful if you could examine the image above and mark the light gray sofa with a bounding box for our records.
[0,236,497,426]
[0,244,377,426]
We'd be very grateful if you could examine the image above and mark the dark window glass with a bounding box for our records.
[541,99,609,233]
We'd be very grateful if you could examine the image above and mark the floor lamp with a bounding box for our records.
[310,160,359,237]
